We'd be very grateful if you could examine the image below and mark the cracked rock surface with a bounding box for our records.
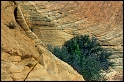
[1,1,123,81]
[33,1,123,81]
[1,1,84,81]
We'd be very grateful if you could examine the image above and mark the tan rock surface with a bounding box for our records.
[1,1,123,81]
[33,1,123,46]
[33,1,123,81]
[1,1,84,81]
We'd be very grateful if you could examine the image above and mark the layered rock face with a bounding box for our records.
[33,1,123,81]
[1,1,123,81]
[1,1,84,81]
[33,1,123,46]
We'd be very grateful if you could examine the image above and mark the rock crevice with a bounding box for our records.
[1,1,123,81]
[1,1,85,81]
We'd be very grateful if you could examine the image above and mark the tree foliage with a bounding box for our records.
[47,34,113,81]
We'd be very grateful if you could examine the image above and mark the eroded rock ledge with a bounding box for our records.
[1,1,84,81]
[1,1,123,81]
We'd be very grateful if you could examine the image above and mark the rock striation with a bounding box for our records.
[33,1,123,81]
[1,1,123,81]
[1,1,84,81]
[33,1,123,46]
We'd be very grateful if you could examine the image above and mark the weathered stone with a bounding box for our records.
[58,70,75,81]
[1,52,11,61]
[46,60,58,74]
[9,63,24,73]
[1,75,13,81]
[9,56,22,62]
[56,59,76,74]
[10,72,25,81]
[1,61,11,68]
[1,1,123,81]
[27,68,49,77]
[25,77,42,81]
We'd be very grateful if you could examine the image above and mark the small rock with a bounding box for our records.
[9,63,24,73]
[9,56,21,62]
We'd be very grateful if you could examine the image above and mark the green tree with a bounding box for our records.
[47,34,113,81]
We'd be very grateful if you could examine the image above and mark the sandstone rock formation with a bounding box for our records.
[1,1,84,81]
[33,1,123,46]
[33,1,123,81]
[1,1,123,81]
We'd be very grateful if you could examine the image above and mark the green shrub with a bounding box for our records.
[47,44,70,62]
[47,34,113,81]
[80,56,102,81]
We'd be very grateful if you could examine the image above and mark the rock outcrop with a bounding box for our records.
[1,1,123,81]
[1,1,84,81]
[33,1,123,46]
[33,1,123,81]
